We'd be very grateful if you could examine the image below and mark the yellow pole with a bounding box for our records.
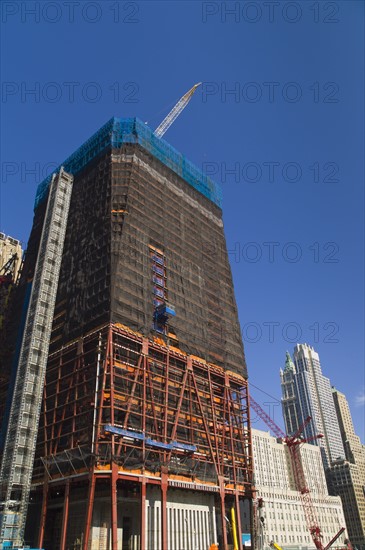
[231,506,239,550]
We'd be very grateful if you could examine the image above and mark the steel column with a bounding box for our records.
[37,478,48,549]
[83,473,96,550]
[161,470,168,550]
[221,495,228,549]
[140,479,147,550]
[60,480,70,550]
[251,498,257,550]
[219,476,228,550]
[235,492,243,550]
[111,462,118,550]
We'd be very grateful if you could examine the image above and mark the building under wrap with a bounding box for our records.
[0,118,254,549]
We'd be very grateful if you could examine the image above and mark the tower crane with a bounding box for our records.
[250,396,346,550]
[153,82,202,138]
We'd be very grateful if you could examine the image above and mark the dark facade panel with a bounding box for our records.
[110,144,246,377]
[41,143,246,376]
[49,153,112,350]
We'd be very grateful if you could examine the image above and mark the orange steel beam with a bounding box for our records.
[190,364,220,474]
[83,472,96,550]
[235,492,243,550]
[208,368,222,476]
[111,462,118,550]
[108,330,116,456]
[145,359,162,437]
[140,479,147,550]
[122,353,143,428]
[142,344,147,465]
[219,478,228,550]
[60,480,70,550]
[163,348,170,444]
[95,336,109,457]
[161,470,168,550]
[37,477,48,549]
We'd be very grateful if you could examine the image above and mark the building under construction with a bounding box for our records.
[0,117,254,549]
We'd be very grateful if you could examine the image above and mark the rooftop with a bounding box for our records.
[35,117,222,209]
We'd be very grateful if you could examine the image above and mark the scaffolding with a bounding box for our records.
[0,169,73,545]
[34,117,222,210]
[33,323,254,549]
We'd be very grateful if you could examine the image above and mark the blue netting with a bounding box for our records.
[34,118,222,209]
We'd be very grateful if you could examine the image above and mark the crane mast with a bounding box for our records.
[250,395,346,550]
[154,82,202,138]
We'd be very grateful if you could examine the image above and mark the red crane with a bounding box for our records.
[250,395,346,550]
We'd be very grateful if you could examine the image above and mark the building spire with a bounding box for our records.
[284,351,295,372]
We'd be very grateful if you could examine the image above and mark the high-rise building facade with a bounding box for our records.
[243,429,347,549]
[280,344,345,471]
[280,351,300,435]
[332,388,365,470]
[0,118,253,548]
[330,388,365,548]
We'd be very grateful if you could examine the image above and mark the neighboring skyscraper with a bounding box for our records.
[332,388,365,469]
[280,344,345,470]
[243,428,347,549]
[0,118,253,548]
[280,351,300,435]
[330,388,365,549]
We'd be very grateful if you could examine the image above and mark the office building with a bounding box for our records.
[330,388,365,548]
[280,344,345,470]
[243,428,347,549]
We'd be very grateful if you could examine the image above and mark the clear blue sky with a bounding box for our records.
[1,1,364,439]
